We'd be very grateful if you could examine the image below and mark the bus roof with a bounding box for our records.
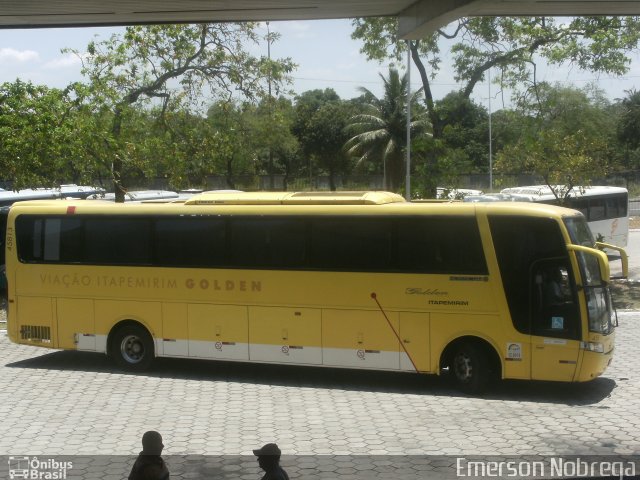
[0,184,104,205]
[184,191,407,205]
[8,192,583,219]
[500,185,627,200]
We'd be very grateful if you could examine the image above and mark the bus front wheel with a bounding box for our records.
[450,342,491,394]
[110,324,155,371]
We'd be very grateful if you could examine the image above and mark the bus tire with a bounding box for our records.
[450,342,491,394]
[110,324,155,371]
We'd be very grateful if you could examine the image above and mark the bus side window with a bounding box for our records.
[230,217,306,269]
[396,217,487,275]
[570,198,588,218]
[84,218,152,265]
[605,197,618,219]
[588,198,605,221]
[155,217,226,267]
[309,217,393,271]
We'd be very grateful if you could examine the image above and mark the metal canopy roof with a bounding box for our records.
[0,0,638,39]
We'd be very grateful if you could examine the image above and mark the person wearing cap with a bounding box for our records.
[128,431,170,480]
[253,443,289,480]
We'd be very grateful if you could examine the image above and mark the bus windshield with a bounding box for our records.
[564,215,595,247]
[565,215,614,334]
[583,270,613,334]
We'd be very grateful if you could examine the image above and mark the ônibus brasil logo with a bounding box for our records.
[7,457,72,479]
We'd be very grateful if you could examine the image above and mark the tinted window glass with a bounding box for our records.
[230,217,306,268]
[618,193,628,216]
[310,218,392,271]
[569,198,588,217]
[16,216,40,262]
[605,197,618,219]
[84,218,152,265]
[57,218,83,262]
[397,216,487,274]
[589,198,605,221]
[155,217,226,267]
[489,216,567,334]
[16,217,83,263]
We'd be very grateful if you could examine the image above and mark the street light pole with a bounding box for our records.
[488,67,493,192]
[405,40,411,200]
[266,21,274,190]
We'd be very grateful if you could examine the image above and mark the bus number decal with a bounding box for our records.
[6,226,13,252]
[506,343,522,361]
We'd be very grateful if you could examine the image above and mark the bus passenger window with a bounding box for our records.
[570,198,588,218]
[396,217,487,274]
[230,217,306,269]
[84,218,152,265]
[588,198,605,221]
[605,197,618,219]
[310,218,392,271]
[155,217,226,267]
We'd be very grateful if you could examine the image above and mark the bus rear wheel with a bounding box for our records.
[450,343,491,394]
[111,324,155,371]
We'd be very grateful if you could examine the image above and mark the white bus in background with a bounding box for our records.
[435,187,484,200]
[498,186,629,247]
[0,184,104,206]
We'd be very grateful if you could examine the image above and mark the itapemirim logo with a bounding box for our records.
[7,457,72,479]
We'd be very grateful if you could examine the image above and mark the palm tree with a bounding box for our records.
[345,67,430,191]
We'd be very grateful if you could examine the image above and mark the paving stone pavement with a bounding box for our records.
[0,312,639,478]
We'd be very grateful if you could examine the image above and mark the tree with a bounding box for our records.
[292,89,357,191]
[345,67,429,191]
[494,84,615,201]
[0,80,99,189]
[352,16,640,194]
[249,97,300,190]
[206,100,255,189]
[70,23,295,201]
[616,89,640,169]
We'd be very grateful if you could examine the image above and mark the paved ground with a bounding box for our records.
[0,310,639,478]
[0,233,639,478]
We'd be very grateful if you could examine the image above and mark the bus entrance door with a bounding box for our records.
[530,259,581,381]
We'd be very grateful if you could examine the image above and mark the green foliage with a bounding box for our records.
[436,92,489,172]
[292,89,355,190]
[351,15,640,164]
[250,96,300,189]
[494,84,616,195]
[617,89,640,163]
[0,80,100,189]
[68,23,295,199]
[345,68,431,191]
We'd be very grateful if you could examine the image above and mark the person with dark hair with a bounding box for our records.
[253,443,289,480]
[128,431,170,480]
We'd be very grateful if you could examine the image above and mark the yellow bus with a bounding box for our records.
[4,191,625,392]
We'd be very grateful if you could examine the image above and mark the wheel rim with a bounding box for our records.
[453,351,473,383]
[120,334,145,364]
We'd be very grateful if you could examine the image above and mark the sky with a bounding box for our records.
[0,19,640,111]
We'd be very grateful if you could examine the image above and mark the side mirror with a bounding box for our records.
[596,241,629,280]
[567,244,610,284]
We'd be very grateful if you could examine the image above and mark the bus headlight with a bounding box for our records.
[581,341,604,353]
